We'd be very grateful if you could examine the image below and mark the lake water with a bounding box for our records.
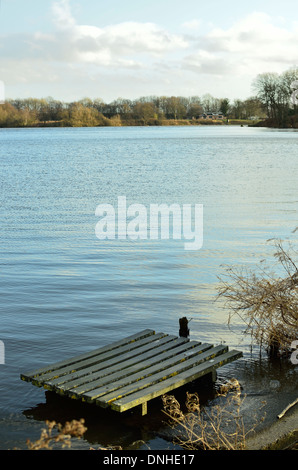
[0,125,297,450]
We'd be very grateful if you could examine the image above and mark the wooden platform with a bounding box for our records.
[21,329,242,415]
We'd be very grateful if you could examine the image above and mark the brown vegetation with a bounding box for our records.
[217,236,298,357]
[162,379,265,450]
[0,93,265,128]
[26,419,87,450]
[24,418,124,451]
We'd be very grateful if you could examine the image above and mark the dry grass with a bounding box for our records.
[26,383,266,451]
[26,419,87,450]
[25,419,124,450]
[217,237,298,357]
[162,379,265,450]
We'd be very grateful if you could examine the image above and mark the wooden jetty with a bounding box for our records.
[21,329,242,416]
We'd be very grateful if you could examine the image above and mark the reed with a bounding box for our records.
[26,419,87,450]
[162,379,265,450]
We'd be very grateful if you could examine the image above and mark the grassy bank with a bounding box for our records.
[251,114,298,128]
[0,117,263,128]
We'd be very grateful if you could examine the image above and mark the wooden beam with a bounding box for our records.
[142,402,148,416]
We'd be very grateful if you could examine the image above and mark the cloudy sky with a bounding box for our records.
[0,0,297,102]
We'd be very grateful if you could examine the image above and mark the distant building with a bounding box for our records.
[199,112,224,120]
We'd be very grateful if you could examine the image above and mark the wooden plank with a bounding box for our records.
[29,332,166,386]
[58,337,193,395]
[79,342,213,402]
[96,345,228,408]
[47,334,180,390]
[21,329,155,381]
[110,350,243,413]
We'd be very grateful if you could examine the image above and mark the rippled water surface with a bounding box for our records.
[0,126,297,449]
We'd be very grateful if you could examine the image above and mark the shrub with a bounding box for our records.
[217,235,298,357]
[26,419,87,450]
[162,379,264,450]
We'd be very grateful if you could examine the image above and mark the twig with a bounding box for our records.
[277,398,298,419]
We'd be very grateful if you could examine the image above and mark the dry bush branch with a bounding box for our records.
[162,379,265,450]
[217,237,298,356]
[26,419,87,450]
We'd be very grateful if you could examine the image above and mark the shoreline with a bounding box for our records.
[246,406,298,450]
[1,121,297,130]
[0,119,261,129]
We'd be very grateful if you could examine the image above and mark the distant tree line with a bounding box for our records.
[1,68,297,128]
[0,94,266,128]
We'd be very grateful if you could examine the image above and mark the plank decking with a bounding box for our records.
[21,329,242,415]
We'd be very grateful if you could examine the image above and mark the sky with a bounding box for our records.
[0,0,298,103]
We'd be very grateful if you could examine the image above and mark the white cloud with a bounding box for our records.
[181,19,202,31]
[204,12,298,65]
[1,1,298,101]
[182,12,298,79]
[50,0,188,66]
[70,21,188,66]
[52,0,76,29]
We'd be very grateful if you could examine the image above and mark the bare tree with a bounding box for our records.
[252,68,298,126]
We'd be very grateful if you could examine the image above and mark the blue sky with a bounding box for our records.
[0,0,297,102]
